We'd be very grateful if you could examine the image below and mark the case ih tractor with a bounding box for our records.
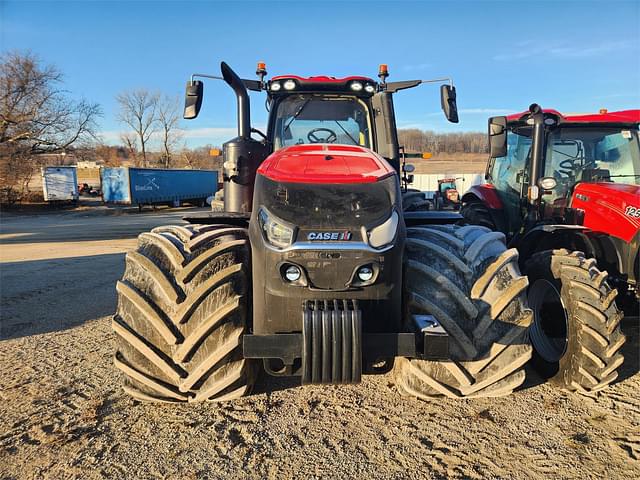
[461,104,639,393]
[112,62,533,403]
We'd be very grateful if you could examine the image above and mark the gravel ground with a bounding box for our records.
[1,209,638,479]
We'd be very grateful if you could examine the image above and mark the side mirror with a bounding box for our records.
[184,80,203,119]
[488,116,507,158]
[440,85,459,123]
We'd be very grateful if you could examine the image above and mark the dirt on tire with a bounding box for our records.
[114,224,257,403]
[394,225,532,398]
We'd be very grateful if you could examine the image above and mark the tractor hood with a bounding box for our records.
[257,144,395,184]
[253,144,401,229]
[571,182,640,243]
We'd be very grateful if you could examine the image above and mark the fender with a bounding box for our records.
[461,184,508,233]
[461,184,503,209]
[588,230,639,288]
[515,224,638,289]
[513,224,595,268]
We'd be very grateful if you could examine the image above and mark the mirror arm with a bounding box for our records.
[385,77,454,93]
[190,74,263,92]
[191,73,224,83]
[420,77,453,87]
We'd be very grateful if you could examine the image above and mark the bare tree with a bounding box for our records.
[180,145,221,171]
[116,89,159,167]
[0,51,102,202]
[157,95,181,168]
[120,132,138,161]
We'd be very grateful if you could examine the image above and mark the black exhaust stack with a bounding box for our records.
[220,62,269,213]
[525,103,545,228]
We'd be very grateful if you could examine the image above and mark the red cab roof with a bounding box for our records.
[507,109,640,124]
[271,75,374,84]
[257,144,395,184]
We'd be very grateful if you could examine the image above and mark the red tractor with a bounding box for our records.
[433,177,461,210]
[111,62,534,403]
[461,104,639,393]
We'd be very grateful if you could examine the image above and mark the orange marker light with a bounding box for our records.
[379,64,388,75]
[209,148,221,157]
[421,152,433,159]
[599,108,608,114]
[257,62,266,71]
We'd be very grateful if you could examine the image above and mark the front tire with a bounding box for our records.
[525,249,625,393]
[113,224,258,403]
[394,225,533,399]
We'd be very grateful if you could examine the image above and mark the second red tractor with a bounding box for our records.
[462,104,639,393]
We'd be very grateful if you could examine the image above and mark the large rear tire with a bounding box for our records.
[113,224,258,403]
[394,225,533,399]
[525,249,625,393]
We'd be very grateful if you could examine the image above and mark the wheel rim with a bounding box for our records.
[529,279,569,362]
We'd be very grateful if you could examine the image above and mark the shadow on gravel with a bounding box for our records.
[615,318,639,385]
[0,206,208,245]
[251,370,303,395]
[0,252,124,340]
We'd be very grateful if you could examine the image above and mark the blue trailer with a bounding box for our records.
[101,167,218,210]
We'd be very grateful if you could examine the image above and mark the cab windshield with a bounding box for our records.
[544,127,640,185]
[272,94,372,150]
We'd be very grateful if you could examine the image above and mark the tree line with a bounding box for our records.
[397,129,488,155]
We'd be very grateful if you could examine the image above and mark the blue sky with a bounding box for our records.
[2,0,639,148]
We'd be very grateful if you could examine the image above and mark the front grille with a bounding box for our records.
[301,300,362,384]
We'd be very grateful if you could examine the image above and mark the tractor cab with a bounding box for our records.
[473,106,640,238]
[183,62,458,213]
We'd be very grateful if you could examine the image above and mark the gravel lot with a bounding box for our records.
[1,209,638,479]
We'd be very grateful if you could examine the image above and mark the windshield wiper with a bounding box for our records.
[284,99,311,133]
[334,121,359,145]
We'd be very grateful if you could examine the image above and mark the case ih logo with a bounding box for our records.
[307,231,352,241]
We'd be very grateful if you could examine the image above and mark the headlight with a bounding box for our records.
[258,208,294,248]
[367,211,399,249]
[364,84,375,93]
[350,81,363,91]
[270,82,281,91]
[283,80,296,90]
[539,176,557,190]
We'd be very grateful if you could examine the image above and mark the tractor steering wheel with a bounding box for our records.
[559,158,579,171]
[307,128,338,144]
[558,158,597,177]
